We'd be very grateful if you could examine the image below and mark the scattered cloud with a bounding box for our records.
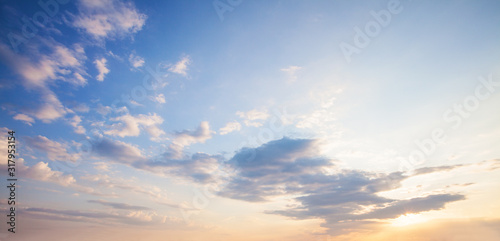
[281,65,302,83]
[104,112,165,140]
[236,109,269,127]
[219,121,241,135]
[0,158,75,187]
[129,53,145,68]
[168,121,213,158]
[135,153,225,183]
[25,135,81,162]
[68,115,86,134]
[96,104,112,115]
[13,113,35,126]
[152,93,166,104]
[73,0,147,40]
[168,56,191,76]
[0,41,87,89]
[22,207,172,226]
[94,57,109,81]
[91,138,146,164]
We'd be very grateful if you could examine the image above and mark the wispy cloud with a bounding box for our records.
[25,135,81,162]
[13,113,35,126]
[219,121,241,135]
[167,121,213,158]
[73,0,147,40]
[281,65,302,83]
[236,109,269,127]
[91,138,146,164]
[152,93,166,104]
[88,199,151,210]
[168,56,191,76]
[104,112,165,140]
[94,57,109,81]
[129,53,145,68]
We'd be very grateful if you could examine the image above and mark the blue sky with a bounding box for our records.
[1,0,500,240]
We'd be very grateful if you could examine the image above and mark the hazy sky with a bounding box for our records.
[0,0,499,240]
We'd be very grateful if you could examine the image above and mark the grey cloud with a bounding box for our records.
[88,199,150,211]
[413,164,464,175]
[220,137,466,236]
[91,138,145,164]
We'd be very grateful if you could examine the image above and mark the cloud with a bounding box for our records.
[94,57,109,81]
[33,90,68,123]
[219,121,241,135]
[129,53,145,68]
[356,194,465,220]
[25,135,81,162]
[134,152,225,183]
[82,173,180,207]
[0,41,87,123]
[413,164,464,175]
[0,41,87,89]
[96,104,112,115]
[236,109,269,127]
[104,112,165,140]
[13,113,35,126]
[73,0,147,40]
[0,158,75,187]
[167,121,213,158]
[91,138,145,164]
[88,199,150,210]
[152,93,166,104]
[24,161,77,187]
[68,115,86,134]
[168,56,191,76]
[281,65,302,83]
[22,207,171,226]
[72,103,90,113]
[219,137,466,235]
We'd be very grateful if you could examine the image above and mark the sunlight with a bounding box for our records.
[391,213,426,227]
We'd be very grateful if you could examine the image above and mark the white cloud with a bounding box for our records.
[94,57,109,81]
[152,93,166,104]
[73,0,147,40]
[281,65,302,83]
[0,40,88,124]
[96,104,112,115]
[68,115,86,134]
[236,109,269,127]
[129,53,145,68]
[25,135,81,162]
[33,90,68,123]
[168,121,213,158]
[13,114,35,126]
[219,121,241,135]
[25,161,76,186]
[168,56,191,76]
[0,41,87,89]
[104,113,165,140]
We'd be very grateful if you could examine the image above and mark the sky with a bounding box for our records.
[0,0,499,240]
